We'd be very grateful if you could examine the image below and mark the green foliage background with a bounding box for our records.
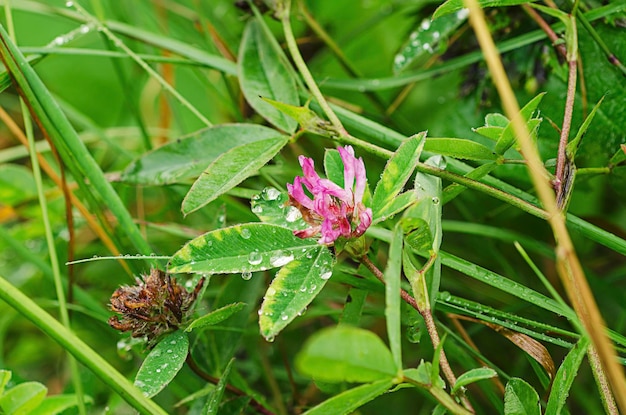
[0,0,625,414]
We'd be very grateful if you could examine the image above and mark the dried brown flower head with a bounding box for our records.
[108,268,204,344]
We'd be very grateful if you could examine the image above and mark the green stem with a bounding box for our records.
[280,0,346,134]
[0,276,168,415]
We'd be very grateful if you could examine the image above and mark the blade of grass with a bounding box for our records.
[0,275,168,415]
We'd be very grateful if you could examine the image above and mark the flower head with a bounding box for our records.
[286,146,372,245]
[108,268,204,346]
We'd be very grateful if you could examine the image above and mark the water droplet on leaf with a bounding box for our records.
[241,271,252,280]
[248,251,262,265]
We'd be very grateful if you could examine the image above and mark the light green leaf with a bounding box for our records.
[259,246,335,340]
[30,394,94,415]
[0,382,47,415]
[168,223,319,274]
[495,93,545,154]
[121,124,287,185]
[296,326,398,383]
[262,97,337,136]
[425,138,498,160]
[433,0,537,19]
[504,378,541,415]
[451,367,498,394]
[385,225,403,371]
[373,191,418,223]
[405,155,445,308]
[403,361,445,388]
[185,303,247,332]
[134,331,189,398]
[372,132,426,222]
[567,97,605,158]
[546,336,590,414]
[302,378,394,415]
[239,20,298,133]
[0,370,10,396]
[181,136,288,215]
[204,358,234,415]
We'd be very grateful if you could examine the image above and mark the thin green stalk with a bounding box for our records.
[462,0,626,410]
[4,3,85,413]
[0,276,168,415]
[69,2,212,128]
[280,0,346,134]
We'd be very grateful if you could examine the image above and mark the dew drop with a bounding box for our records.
[270,251,294,267]
[241,271,252,280]
[319,263,332,280]
[262,187,280,201]
[285,206,301,222]
[432,197,440,205]
[248,251,262,265]
[265,335,275,342]
[266,287,277,296]
[251,204,263,214]
[420,19,431,30]
[65,1,74,7]
[241,228,251,239]
[155,369,161,373]
[280,313,289,321]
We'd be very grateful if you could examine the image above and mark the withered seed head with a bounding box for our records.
[108,268,204,346]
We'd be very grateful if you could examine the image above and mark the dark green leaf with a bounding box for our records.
[296,326,398,383]
[168,223,319,274]
[504,378,541,415]
[324,149,345,187]
[204,358,234,415]
[259,246,334,340]
[372,132,426,222]
[546,336,590,414]
[239,20,298,133]
[451,367,498,394]
[181,136,288,215]
[134,331,189,398]
[302,378,394,415]
[425,138,498,160]
[0,382,47,415]
[121,124,287,185]
[185,303,247,332]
